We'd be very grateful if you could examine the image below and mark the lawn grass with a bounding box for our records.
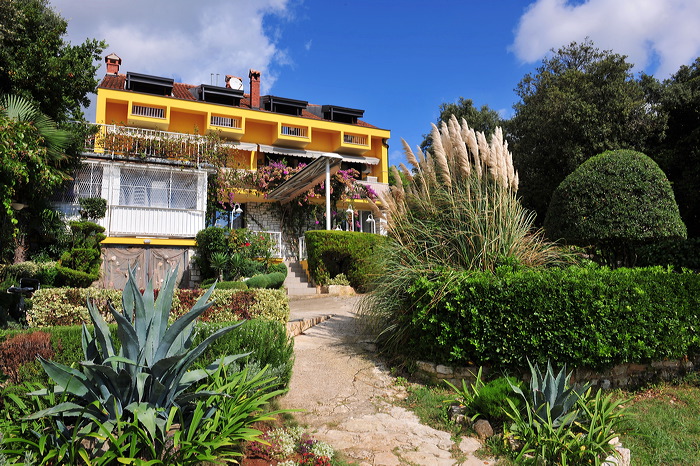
[619,383,700,465]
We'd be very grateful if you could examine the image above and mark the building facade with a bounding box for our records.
[56,53,390,288]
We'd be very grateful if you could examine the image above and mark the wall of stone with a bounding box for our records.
[416,356,700,389]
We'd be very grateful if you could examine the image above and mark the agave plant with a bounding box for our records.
[27,266,246,449]
[510,360,589,427]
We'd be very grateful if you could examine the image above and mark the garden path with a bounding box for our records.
[282,295,494,466]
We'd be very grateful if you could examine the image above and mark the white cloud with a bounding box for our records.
[305,39,312,51]
[51,0,291,93]
[511,0,700,77]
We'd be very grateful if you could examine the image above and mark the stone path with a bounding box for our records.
[281,295,495,466]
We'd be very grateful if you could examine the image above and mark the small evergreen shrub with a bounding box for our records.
[78,197,107,221]
[246,274,270,289]
[215,280,248,290]
[471,376,522,423]
[305,230,387,291]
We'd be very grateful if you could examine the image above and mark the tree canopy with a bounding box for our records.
[544,149,686,266]
[0,0,106,123]
[509,40,662,222]
[646,58,700,237]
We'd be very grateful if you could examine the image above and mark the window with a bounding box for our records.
[54,163,103,203]
[119,167,197,209]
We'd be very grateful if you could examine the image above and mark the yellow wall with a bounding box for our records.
[105,100,128,125]
[170,109,206,134]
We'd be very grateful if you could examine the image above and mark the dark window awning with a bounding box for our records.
[267,154,343,204]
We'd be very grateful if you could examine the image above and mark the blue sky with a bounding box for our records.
[51,0,700,166]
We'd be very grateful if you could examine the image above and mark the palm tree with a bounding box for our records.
[0,94,72,262]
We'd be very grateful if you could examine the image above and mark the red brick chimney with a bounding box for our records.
[105,53,122,75]
[249,69,261,109]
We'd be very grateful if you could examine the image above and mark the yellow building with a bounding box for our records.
[55,53,390,288]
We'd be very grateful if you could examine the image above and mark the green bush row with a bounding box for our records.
[305,230,387,292]
[399,265,700,370]
[245,271,286,289]
[26,287,289,327]
[0,319,293,390]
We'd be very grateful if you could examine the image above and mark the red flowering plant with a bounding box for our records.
[228,228,275,260]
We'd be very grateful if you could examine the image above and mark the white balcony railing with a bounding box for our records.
[107,205,204,237]
[211,115,241,129]
[343,134,367,145]
[280,125,307,138]
[132,105,165,119]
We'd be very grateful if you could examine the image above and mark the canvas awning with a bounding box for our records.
[267,154,343,204]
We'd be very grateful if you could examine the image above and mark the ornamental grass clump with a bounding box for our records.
[360,116,569,354]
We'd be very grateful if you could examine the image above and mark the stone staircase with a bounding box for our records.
[284,260,317,296]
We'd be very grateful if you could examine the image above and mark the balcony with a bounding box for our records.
[86,123,244,167]
[337,131,371,155]
[128,103,169,130]
[209,115,245,140]
[275,123,310,149]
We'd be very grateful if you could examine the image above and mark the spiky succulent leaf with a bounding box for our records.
[87,297,115,361]
[37,357,91,398]
[155,283,216,361]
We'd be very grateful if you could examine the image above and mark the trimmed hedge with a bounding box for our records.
[26,287,289,327]
[0,319,293,389]
[305,230,388,292]
[397,266,700,370]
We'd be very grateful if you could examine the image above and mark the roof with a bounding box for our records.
[98,74,378,129]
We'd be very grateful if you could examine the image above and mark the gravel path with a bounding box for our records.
[281,295,495,466]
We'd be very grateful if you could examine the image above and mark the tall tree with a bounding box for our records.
[509,40,661,223]
[420,97,503,152]
[0,0,106,123]
[647,58,700,237]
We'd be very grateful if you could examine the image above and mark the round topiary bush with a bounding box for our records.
[545,149,686,265]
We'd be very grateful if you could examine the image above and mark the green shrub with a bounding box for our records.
[26,287,289,327]
[196,319,294,389]
[545,149,687,266]
[268,262,288,278]
[246,274,270,289]
[266,272,285,289]
[194,226,229,278]
[387,265,700,370]
[249,289,290,323]
[471,376,522,423]
[305,230,388,291]
[215,280,248,290]
[78,197,106,220]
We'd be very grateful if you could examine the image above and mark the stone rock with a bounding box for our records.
[473,419,494,439]
[436,364,453,375]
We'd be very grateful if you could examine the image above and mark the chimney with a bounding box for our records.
[105,53,122,75]
[249,69,261,109]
